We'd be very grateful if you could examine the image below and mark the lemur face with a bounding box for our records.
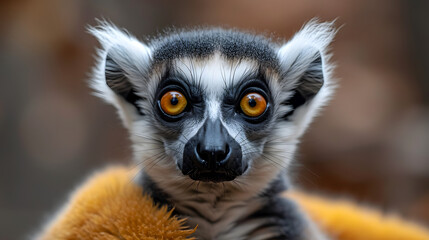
[152,56,277,182]
[90,22,335,190]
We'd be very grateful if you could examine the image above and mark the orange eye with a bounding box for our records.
[240,93,267,117]
[160,91,187,116]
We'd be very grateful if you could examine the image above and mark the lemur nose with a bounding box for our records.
[196,143,230,164]
[181,117,244,181]
[193,118,231,168]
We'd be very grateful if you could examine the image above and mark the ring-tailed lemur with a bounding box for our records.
[89,19,336,240]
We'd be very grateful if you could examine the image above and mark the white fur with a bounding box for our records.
[86,20,335,240]
[88,21,152,129]
[277,19,337,139]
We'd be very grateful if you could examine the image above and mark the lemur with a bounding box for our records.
[89,19,336,240]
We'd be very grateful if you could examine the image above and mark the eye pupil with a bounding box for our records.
[248,98,257,107]
[170,97,179,105]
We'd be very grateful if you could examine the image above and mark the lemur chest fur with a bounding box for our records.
[141,173,307,240]
[176,195,264,240]
[141,174,263,239]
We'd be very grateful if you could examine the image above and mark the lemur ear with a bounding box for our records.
[89,21,152,127]
[277,20,336,136]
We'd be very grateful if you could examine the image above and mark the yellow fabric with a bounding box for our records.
[39,166,429,240]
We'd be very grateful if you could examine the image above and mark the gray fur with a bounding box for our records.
[87,19,336,240]
[149,28,280,70]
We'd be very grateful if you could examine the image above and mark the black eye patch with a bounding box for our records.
[154,77,205,124]
[222,78,272,125]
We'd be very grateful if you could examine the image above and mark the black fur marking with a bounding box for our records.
[229,173,303,239]
[281,90,307,120]
[140,172,214,219]
[140,173,173,210]
[149,28,280,70]
[298,55,324,99]
[259,172,289,198]
[281,55,324,120]
[222,77,273,131]
[105,55,144,114]
[242,196,305,239]
[153,76,205,132]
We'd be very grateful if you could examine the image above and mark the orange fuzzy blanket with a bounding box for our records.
[37,167,429,240]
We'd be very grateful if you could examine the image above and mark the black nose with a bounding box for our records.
[194,119,230,168]
[181,118,245,182]
[196,143,230,165]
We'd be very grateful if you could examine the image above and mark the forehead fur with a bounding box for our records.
[170,54,263,91]
[149,28,280,70]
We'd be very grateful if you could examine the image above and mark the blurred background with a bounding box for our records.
[1,0,428,239]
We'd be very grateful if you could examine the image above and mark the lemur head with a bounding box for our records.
[90,20,335,193]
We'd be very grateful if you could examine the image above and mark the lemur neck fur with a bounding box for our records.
[139,170,288,211]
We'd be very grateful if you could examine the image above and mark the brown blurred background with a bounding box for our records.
[1,0,428,239]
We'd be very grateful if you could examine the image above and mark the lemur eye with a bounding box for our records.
[160,91,187,116]
[240,93,267,117]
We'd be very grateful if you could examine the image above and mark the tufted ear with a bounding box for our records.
[89,21,152,128]
[277,20,336,137]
